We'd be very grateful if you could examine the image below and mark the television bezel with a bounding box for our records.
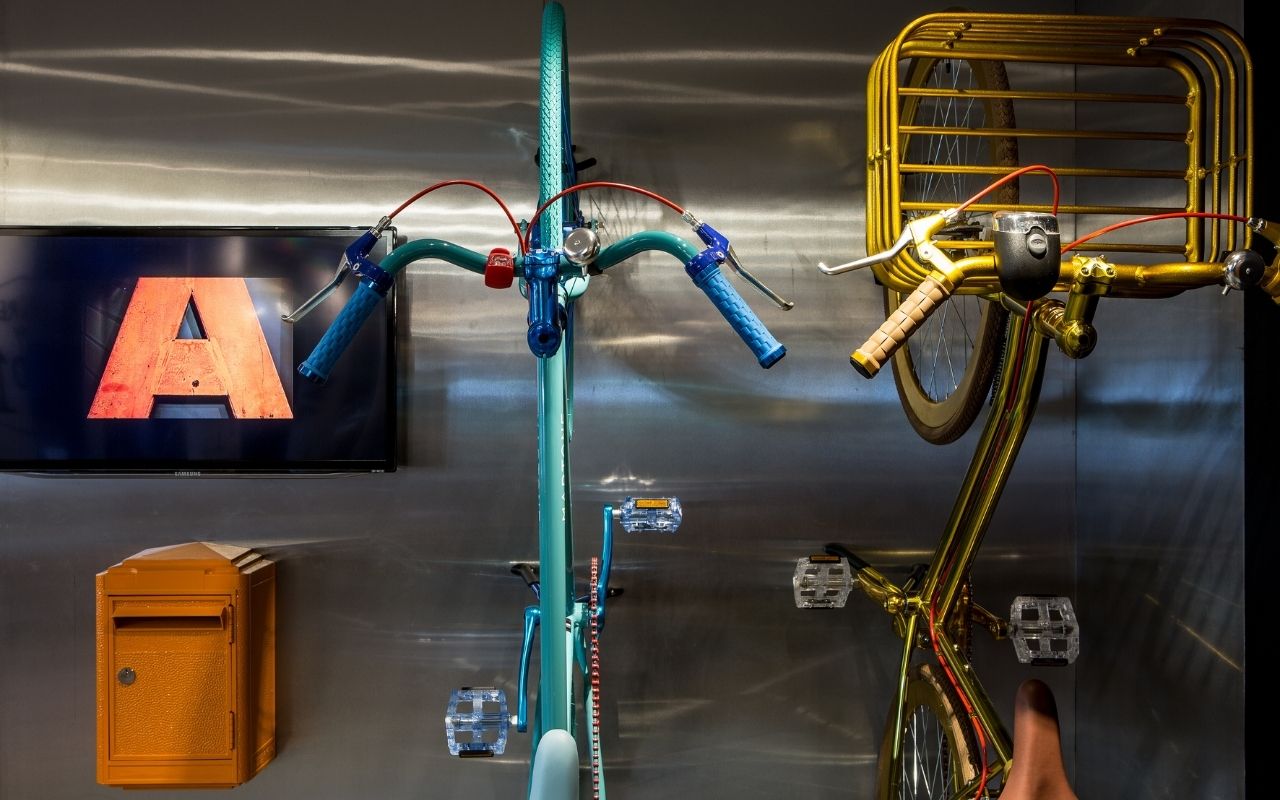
[0,225,399,476]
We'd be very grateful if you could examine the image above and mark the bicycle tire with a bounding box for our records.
[534,0,590,764]
[876,663,982,800]
[539,1,569,250]
[540,1,588,303]
[887,57,1016,445]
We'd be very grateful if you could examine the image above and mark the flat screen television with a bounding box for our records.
[0,227,396,473]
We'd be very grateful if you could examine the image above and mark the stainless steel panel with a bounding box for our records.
[0,1,1241,798]
[1070,3,1246,797]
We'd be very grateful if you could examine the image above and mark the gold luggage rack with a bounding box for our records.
[866,13,1252,292]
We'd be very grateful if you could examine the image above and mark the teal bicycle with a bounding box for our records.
[283,4,791,797]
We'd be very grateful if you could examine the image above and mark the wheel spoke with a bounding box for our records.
[900,702,957,800]
[903,59,996,405]
[892,57,1013,442]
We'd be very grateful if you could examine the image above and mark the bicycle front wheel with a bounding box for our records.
[888,57,1017,445]
[877,664,982,800]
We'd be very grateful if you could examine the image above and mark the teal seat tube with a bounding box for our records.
[537,346,571,736]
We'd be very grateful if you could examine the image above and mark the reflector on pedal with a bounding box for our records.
[1010,596,1079,665]
[620,496,682,533]
[445,687,510,757]
[793,555,854,609]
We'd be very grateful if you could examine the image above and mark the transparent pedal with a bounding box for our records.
[620,496,682,533]
[445,687,510,757]
[793,555,854,609]
[1009,595,1080,666]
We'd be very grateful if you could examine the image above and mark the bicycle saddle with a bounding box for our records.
[1001,679,1078,800]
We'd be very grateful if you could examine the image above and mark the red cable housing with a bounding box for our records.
[1063,211,1250,253]
[955,164,1061,216]
[524,181,686,251]
[387,179,526,254]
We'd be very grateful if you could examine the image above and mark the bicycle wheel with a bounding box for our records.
[876,663,982,800]
[888,57,1017,445]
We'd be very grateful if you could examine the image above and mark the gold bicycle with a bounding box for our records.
[795,13,1277,799]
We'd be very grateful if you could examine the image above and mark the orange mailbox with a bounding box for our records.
[95,542,276,789]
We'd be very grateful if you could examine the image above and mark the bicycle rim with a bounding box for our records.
[877,664,981,800]
[887,57,1016,445]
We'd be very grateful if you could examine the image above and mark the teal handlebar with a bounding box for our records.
[594,231,698,269]
[381,238,489,275]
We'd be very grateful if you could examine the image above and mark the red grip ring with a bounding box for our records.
[484,247,515,289]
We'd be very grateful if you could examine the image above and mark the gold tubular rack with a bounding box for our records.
[866,13,1252,296]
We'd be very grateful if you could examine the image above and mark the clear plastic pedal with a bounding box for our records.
[620,496,682,533]
[1009,596,1080,665]
[445,687,510,757]
[793,555,854,609]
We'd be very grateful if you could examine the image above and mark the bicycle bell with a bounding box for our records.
[563,226,600,267]
[993,210,1060,302]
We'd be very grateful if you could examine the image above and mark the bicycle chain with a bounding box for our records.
[589,557,602,800]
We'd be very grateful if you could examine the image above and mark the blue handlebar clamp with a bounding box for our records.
[345,231,394,297]
[525,248,564,358]
[685,222,730,283]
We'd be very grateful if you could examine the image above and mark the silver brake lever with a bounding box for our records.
[818,227,913,275]
[725,246,794,310]
[282,260,350,323]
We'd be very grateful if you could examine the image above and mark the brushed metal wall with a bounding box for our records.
[0,1,1242,798]
[1070,2,1247,797]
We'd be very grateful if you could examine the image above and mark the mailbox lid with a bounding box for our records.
[100,542,270,594]
[118,541,260,572]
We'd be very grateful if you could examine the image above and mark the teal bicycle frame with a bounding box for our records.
[288,5,788,798]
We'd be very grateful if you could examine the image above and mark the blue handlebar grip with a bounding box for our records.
[299,280,384,384]
[692,267,786,368]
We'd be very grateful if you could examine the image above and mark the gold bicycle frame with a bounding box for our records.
[857,13,1264,798]
[870,309,1049,796]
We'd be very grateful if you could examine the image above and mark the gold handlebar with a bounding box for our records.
[866,211,1280,300]
[848,210,1280,374]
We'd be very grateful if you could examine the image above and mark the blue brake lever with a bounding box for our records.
[282,217,393,324]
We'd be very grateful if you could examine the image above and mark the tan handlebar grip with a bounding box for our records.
[850,274,953,378]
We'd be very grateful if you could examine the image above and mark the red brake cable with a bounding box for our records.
[386,179,526,255]
[524,181,686,251]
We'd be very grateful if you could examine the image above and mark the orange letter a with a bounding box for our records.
[88,278,293,419]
